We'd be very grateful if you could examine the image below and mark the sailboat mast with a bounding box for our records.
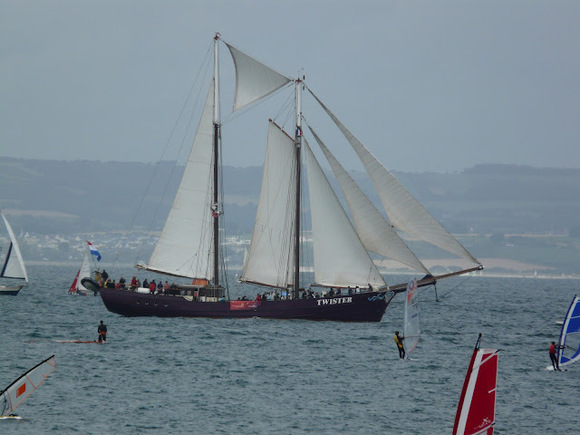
[293,78,302,299]
[213,33,221,287]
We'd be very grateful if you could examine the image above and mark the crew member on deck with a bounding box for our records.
[394,331,405,359]
[98,320,107,343]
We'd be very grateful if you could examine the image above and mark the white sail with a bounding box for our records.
[304,140,385,288]
[240,120,296,288]
[309,127,430,275]
[77,252,92,292]
[0,212,28,282]
[225,42,292,112]
[310,90,481,267]
[403,278,420,358]
[1,355,56,416]
[145,81,216,279]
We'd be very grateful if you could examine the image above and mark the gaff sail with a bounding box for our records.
[403,278,420,358]
[453,334,499,435]
[558,295,580,368]
[1,355,56,416]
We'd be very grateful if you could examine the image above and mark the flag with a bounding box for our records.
[87,241,101,261]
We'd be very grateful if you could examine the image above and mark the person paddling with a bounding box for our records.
[394,331,405,359]
[97,320,107,343]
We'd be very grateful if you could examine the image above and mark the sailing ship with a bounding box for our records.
[1,355,56,419]
[403,278,420,358]
[99,34,483,321]
[555,295,580,369]
[68,241,102,295]
[0,211,29,296]
[453,334,499,435]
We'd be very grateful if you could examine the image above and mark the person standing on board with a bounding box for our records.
[97,320,107,343]
[549,341,564,371]
[394,331,405,359]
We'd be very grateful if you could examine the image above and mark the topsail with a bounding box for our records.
[225,42,292,112]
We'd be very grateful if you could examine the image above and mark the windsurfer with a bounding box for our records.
[394,331,405,359]
[549,341,564,371]
[98,320,107,343]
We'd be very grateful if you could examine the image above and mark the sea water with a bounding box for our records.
[0,265,578,434]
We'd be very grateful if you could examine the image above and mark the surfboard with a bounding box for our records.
[55,340,105,344]
[545,365,566,371]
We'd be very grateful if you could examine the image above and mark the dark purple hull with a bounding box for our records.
[99,287,395,322]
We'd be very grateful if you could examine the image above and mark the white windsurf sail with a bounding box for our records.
[558,295,580,368]
[403,278,420,358]
[1,355,56,417]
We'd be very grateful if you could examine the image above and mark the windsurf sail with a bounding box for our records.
[453,334,499,435]
[558,295,580,368]
[1,355,56,416]
[403,277,420,358]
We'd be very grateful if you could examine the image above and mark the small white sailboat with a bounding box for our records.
[0,211,29,296]
[69,252,92,295]
[403,278,420,359]
[0,355,56,419]
[453,334,500,435]
[69,241,102,295]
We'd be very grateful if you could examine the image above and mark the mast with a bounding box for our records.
[213,33,221,287]
[293,77,302,299]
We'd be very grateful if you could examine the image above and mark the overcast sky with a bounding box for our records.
[1,1,579,173]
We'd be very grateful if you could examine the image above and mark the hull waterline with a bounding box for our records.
[99,287,394,322]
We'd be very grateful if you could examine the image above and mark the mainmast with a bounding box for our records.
[293,77,303,299]
[212,33,221,287]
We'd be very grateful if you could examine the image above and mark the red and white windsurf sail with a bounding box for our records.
[453,334,499,435]
[1,355,56,416]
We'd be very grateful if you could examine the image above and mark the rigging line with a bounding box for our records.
[422,274,475,302]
